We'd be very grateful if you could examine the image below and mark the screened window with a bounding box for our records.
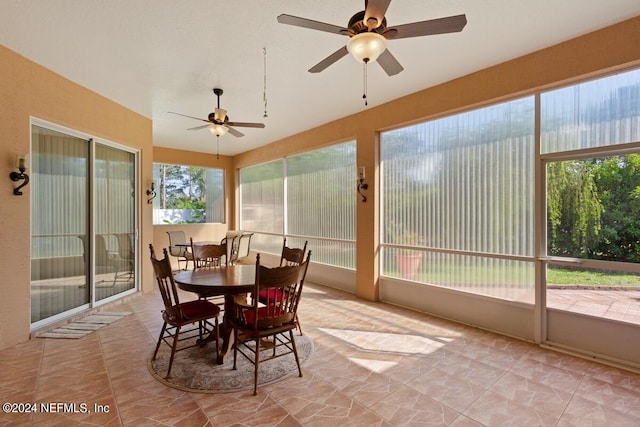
[240,141,356,268]
[544,70,640,262]
[286,143,356,267]
[542,69,640,321]
[547,155,640,263]
[381,97,535,301]
[541,68,640,154]
[152,163,224,224]
[239,160,284,253]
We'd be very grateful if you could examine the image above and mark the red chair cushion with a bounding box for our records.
[257,288,286,302]
[179,299,220,319]
[243,306,286,325]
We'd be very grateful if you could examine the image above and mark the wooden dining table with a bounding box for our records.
[174,240,221,248]
[173,264,255,364]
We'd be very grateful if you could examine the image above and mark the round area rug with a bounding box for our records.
[148,334,314,393]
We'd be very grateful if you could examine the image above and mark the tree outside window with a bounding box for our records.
[152,163,224,224]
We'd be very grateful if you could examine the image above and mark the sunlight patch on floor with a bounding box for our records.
[348,357,398,373]
[318,327,452,356]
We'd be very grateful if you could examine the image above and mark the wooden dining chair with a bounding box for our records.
[190,237,228,270]
[149,244,220,378]
[228,251,311,395]
[279,237,308,266]
[260,237,309,334]
[190,238,228,315]
[166,230,194,270]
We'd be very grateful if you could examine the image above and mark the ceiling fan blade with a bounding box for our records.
[187,124,210,131]
[226,127,245,137]
[308,46,349,73]
[277,14,347,35]
[384,14,467,40]
[377,49,404,76]
[225,121,265,128]
[168,111,210,122]
[364,0,391,29]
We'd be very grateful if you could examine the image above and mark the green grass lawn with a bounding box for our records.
[547,268,640,287]
[385,261,640,288]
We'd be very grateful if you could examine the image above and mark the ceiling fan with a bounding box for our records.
[169,88,265,138]
[277,0,467,77]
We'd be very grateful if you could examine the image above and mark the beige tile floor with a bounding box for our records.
[2,283,640,426]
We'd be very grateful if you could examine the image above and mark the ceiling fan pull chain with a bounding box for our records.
[216,136,220,160]
[263,47,268,118]
[362,61,368,106]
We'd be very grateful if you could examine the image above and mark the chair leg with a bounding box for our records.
[289,330,302,377]
[112,263,120,286]
[153,322,168,360]
[232,327,239,370]
[166,325,181,378]
[272,334,277,357]
[214,318,220,363]
[296,314,303,335]
[253,337,260,396]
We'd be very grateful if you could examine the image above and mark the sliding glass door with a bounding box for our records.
[95,144,136,302]
[30,123,138,327]
[31,126,90,323]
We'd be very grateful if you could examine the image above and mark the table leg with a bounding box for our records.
[194,294,233,364]
[191,292,246,365]
[216,294,236,364]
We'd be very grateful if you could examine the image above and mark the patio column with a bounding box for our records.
[355,127,379,301]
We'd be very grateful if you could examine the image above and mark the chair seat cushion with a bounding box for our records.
[242,306,286,325]
[257,288,287,302]
[179,299,220,319]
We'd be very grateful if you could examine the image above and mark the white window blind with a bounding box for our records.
[381,97,535,301]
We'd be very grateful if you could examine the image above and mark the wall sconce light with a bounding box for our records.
[146,180,157,204]
[9,155,30,196]
[357,166,368,203]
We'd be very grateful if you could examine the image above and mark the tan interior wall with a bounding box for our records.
[0,45,153,350]
[233,16,640,301]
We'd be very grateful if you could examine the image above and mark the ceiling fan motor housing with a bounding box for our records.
[208,112,229,123]
[348,10,387,35]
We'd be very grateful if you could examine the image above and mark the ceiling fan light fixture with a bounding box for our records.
[208,123,228,136]
[347,31,387,63]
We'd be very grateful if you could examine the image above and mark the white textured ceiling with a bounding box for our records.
[1,0,639,156]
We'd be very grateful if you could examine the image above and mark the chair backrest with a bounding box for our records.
[166,231,187,257]
[190,237,227,269]
[95,234,114,268]
[149,244,184,322]
[249,251,311,329]
[236,233,253,258]
[78,234,110,266]
[115,233,134,260]
[78,234,113,270]
[280,238,308,266]
[228,232,254,264]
